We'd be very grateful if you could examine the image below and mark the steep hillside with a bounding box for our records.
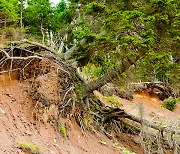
[0,42,179,154]
[0,73,143,154]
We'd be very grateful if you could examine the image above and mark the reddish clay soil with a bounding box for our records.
[121,92,180,123]
[94,91,180,124]
[2,72,178,154]
[0,74,143,154]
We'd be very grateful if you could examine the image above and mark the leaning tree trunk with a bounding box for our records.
[81,57,139,99]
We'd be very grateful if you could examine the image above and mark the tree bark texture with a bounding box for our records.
[82,57,139,99]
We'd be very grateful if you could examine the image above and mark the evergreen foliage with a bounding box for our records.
[0,0,179,88]
[0,0,19,26]
[67,0,179,86]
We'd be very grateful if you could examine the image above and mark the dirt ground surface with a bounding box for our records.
[0,74,144,154]
[0,70,179,154]
[120,92,180,124]
[94,91,180,125]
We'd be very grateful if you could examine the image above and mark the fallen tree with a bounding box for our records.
[0,40,179,152]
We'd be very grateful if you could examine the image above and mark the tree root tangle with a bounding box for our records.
[1,40,179,153]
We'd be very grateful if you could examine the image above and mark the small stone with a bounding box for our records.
[0,108,6,114]
[133,137,141,145]
[24,131,32,136]
[17,149,22,154]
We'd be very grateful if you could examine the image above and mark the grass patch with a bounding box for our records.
[59,125,67,137]
[19,142,43,154]
[113,142,136,154]
[82,116,95,131]
[104,95,121,106]
[99,139,107,146]
[121,147,136,154]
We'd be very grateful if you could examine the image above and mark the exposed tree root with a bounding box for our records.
[132,82,176,100]
[1,40,179,153]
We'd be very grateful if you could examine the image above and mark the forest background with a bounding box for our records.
[0,0,179,94]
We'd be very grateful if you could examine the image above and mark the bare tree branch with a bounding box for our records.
[7,56,43,60]
[0,49,43,60]
[0,49,10,58]
[9,39,56,54]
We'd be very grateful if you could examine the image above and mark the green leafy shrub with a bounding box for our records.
[82,63,102,79]
[162,97,180,111]
[19,142,43,154]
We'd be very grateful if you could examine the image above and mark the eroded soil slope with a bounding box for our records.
[0,74,143,154]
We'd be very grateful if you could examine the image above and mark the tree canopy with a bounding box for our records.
[66,0,179,85]
[0,0,179,88]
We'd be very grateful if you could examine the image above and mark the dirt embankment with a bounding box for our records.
[2,43,178,154]
[120,92,180,123]
[95,90,180,125]
[0,70,179,153]
[0,44,143,154]
[0,72,143,154]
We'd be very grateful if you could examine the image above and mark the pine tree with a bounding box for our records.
[65,0,180,85]
[24,0,53,44]
[0,0,19,27]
